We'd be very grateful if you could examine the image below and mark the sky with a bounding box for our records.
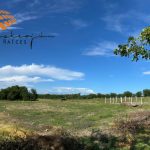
[0,0,150,94]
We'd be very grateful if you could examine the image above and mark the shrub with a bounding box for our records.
[114,111,150,146]
[0,86,38,101]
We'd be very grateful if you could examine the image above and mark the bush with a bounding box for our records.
[0,86,38,101]
[114,111,150,148]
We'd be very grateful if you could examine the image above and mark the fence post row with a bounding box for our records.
[104,97,144,105]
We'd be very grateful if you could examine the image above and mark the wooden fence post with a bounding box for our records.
[131,97,133,104]
[120,97,123,103]
[113,98,115,104]
[110,97,112,104]
[141,97,143,105]
[136,96,138,103]
[116,97,118,103]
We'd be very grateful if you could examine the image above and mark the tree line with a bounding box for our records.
[1,86,150,101]
[39,89,150,100]
[0,86,38,101]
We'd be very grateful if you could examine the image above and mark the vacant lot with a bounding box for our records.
[0,99,150,133]
[0,98,149,138]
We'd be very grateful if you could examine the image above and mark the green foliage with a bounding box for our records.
[20,87,30,101]
[38,89,150,100]
[30,89,38,101]
[143,89,150,97]
[38,93,81,99]
[0,86,38,101]
[136,91,142,97]
[114,26,150,61]
[123,91,133,97]
[110,93,117,97]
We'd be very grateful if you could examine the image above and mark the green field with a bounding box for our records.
[0,98,150,149]
[0,98,149,135]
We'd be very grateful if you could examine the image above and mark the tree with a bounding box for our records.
[123,91,133,97]
[30,89,38,101]
[110,93,117,97]
[117,94,123,98]
[104,94,110,98]
[114,26,150,61]
[7,90,19,100]
[0,86,38,101]
[7,86,20,100]
[143,89,150,97]
[97,93,105,98]
[0,89,8,100]
[20,86,30,100]
[136,91,142,97]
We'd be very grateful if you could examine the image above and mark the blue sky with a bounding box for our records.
[0,0,150,94]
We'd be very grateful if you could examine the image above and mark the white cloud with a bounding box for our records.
[0,27,23,31]
[0,64,84,88]
[48,87,95,95]
[102,14,125,33]
[71,19,88,29]
[5,0,81,14]
[14,13,38,24]
[83,41,118,56]
[102,10,150,35]
[7,27,22,30]
[0,76,53,83]
[143,71,150,75]
[1,0,82,29]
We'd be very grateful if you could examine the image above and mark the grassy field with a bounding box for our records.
[0,99,150,134]
[0,98,149,137]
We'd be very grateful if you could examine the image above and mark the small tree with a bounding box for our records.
[136,91,142,97]
[20,86,30,101]
[143,89,150,97]
[30,89,38,101]
[110,93,117,98]
[123,91,133,97]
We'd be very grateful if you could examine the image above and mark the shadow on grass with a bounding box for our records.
[0,111,149,150]
[81,130,118,150]
[0,128,120,150]
[0,135,85,150]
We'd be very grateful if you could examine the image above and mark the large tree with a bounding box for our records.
[0,86,38,101]
[123,91,133,97]
[114,26,150,61]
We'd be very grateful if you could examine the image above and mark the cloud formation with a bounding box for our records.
[48,87,95,95]
[143,71,150,75]
[83,41,117,56]
[102,3,150,36]
[1,0,82,28]
[14,12,38,24]
[0,64,84,88]
[71,19,88,29]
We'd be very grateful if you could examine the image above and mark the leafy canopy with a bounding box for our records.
[114,26,150,61]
